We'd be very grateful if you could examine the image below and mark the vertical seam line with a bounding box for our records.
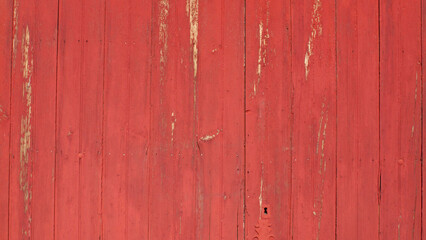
[101,0,107,237]
[8,0,17,238]
[378,0,381,238]
[53,0,60,237]
[243,0,247,239]
[334,0,338,239]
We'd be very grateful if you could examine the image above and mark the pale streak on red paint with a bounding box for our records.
[8,0,57,239]
[246,0,292,239]
[291,0,336,239]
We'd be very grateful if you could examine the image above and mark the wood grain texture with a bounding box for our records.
[9,0,57,239]
[423,0,426,238]
[336,0,380,239]
[380,0,422,239]
[149,0,196,239]
[55,0,104,238]
[196,0,244,239]
[0,0,13,239]
[2,0,426,239]
[246,0,292,239]
[125,0,152,239]
[102,0,152,238]
[291,0,337,239]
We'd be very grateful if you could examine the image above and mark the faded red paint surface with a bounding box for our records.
[0,0,424,239]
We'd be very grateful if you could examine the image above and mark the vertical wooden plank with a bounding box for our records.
[55,0,105,238]
[291,0,336,239]
[219,1,245,237]
[126,0,152,239]
[336,0,380,239]
[103,0,152,238]
[103,0,130,238]
[9,0,57,239]
[423,0,426,238]
[195,0,244,239]
[245,0,292,239]
[380,0,422,239]
[0,0,13,239]
[149,0,196,239]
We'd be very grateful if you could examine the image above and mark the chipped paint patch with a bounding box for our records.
[304,0,322,80]
[22,26,32,79]
[258,178,263,212]
[316,102,328,170]
[159,0,169,80]
[12,0,19,66]
[187,0,199,77]
[199,129,221,141]
[316,101,328,172]
[315,101,328,240]
[254,3,270,96]
[0,105,8,121]
[19,25,33,238]
[171,112,176,142]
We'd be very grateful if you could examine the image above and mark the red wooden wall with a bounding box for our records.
[0,0,424,239]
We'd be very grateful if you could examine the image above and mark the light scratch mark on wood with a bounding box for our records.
[19,25,33,238]
[171,112,176,142]
[258,162,264,218]
[0,105,8,121]
[315,101,328,240]
[199,129,221,142]
[254,2,270,96]
[304,0,322,80]
[187,0,199,78]
[159,0,169,82]
[12,0,19,67]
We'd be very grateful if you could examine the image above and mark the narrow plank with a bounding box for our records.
[149,0,196,239]
[380,0,422,238]
[245,0,292,239]
[103,0,132,237]
[126,0,152,239]
[0,0,13,239]
[336,0,380,239]
[103,0,153,238]
[220,0,245,237]
[55,0,104,238]
[423,0,426,238]
[291,0,337,239]
[9,0,58,239]
[195,0,244,238]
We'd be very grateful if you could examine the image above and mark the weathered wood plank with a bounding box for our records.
[336,0,380,239]
[9,0,57,238]
[245,0,292,239]
[55,0,104,238]
[0,0,13,239]
[380,0,422,238]
[125,0,152,239]
[196,0,244,238]
[291,0,337,238]
[0,0,13,240]
[102,0,152,238]
[149,0,195,239]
